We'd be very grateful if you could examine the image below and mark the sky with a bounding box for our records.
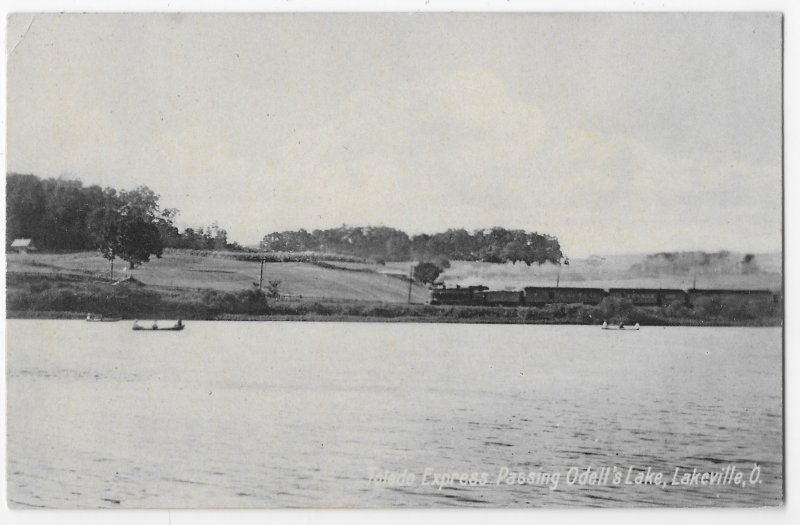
[5,12,783,257]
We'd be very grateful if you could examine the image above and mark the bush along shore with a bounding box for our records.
[6,272,782,326]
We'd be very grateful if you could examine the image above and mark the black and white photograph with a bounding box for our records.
[2,5,787,513]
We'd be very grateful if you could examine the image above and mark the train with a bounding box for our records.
[429,285,777,308]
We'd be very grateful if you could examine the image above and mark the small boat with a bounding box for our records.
[601,322,640,331]
[86,314,122,322]
[132,320,185,331]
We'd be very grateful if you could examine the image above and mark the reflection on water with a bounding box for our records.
[6,321,782,507]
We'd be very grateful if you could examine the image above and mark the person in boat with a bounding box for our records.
[619,322,625,329]
[177,319,183,328]
[152,321,158,330]
[602,321,608,329]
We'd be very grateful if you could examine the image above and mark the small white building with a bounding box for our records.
[10,238,36,254]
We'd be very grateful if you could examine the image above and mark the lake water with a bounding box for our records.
[6,321,782,508]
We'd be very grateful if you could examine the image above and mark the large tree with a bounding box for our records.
[117,219,164,269]
[413,261,444,284]
[97,186,168,272]
[100,217,164,270]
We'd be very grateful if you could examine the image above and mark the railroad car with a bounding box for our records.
[523,287,606,306]
[687,289,777,307]
[480,290,524,306]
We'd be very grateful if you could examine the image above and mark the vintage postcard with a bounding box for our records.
[4,11,783,508]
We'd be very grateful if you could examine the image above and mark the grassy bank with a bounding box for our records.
[6,272,782,326]
[6,272,270,320]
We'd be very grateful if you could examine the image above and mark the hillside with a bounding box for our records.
[6,252,430,303]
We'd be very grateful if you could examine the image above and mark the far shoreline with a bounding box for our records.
[5,310,783,328]
[6,253,783,329]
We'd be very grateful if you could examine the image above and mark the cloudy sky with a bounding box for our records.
[6,13,782,256]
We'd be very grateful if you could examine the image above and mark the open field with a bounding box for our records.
[6,252,430,303]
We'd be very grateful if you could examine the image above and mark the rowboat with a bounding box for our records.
[601,322,640,331]
[132,320,185,331]
[86,314,122,322]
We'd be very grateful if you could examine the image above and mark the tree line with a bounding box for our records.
[261,226,564,265]
[7,173,565,268]
[6,173,241,267]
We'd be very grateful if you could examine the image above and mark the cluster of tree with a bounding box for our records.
[629,251,762,276]
[261,226,563,265]
[260,226,412,262]
[6,173,239,269]
[159,221,243,251]
[7,174,115,252]
[410,228,563,265]
[6,174,169,268]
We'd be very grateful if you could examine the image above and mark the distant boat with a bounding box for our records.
[132,320,185,331]
[86,314,122,322]
[601,322,640,331]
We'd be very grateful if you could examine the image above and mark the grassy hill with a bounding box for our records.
[6,251,430,303]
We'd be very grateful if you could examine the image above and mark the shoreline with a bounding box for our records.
[5,310,782,327]
[6,272,783,328]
